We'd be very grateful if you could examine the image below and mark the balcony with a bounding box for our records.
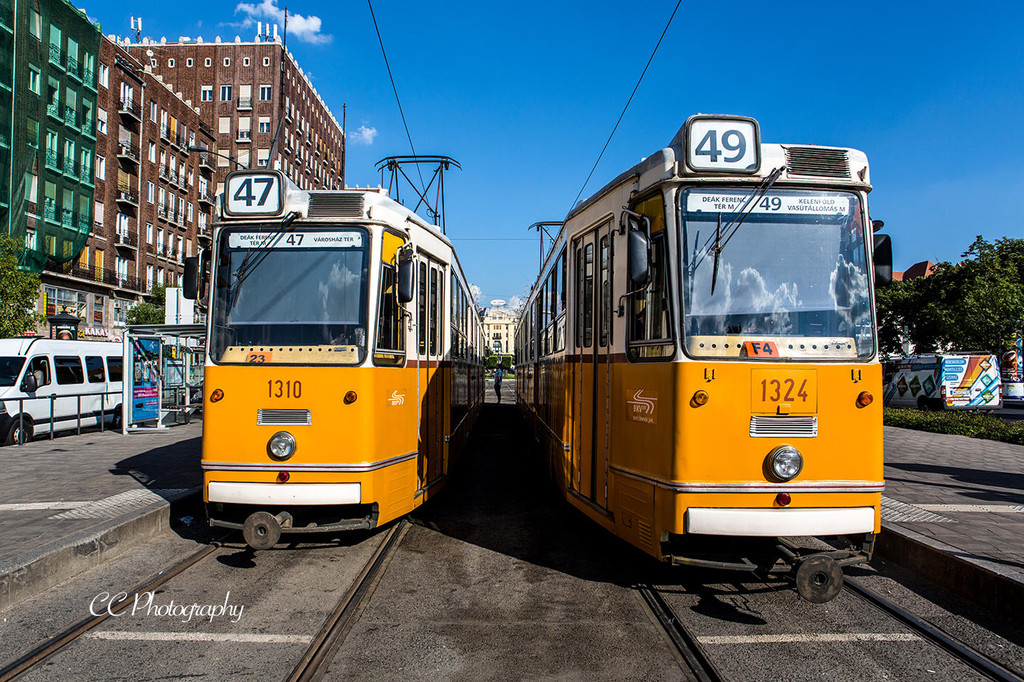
[236,129,252,143]
[66,56,80,81]
[197,191,214,206]
[116,186,139,206]
[198,155,215,172]
[114,231,138,250]
[44,150,59,171]
[158,166,170,182]
[118,98,141,121]
[237,96,252,111]
[117,275,141,291]
[63,160,78,179]
[170,132,182,151]
[160,125,170,142]
[80,167,93,185]
[48,44,61,68]
[64,106,77,128]
[82,67,94,86]
[43,201,56,223]
[157,204,168,221]
[176,133,188,149]
[46,101,61,121]
[198,120,214,138]
[117,142,140,164]
[61,209,73,228]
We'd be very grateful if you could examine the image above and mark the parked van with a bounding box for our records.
[0,338,124,444]
[884,353,1002,410]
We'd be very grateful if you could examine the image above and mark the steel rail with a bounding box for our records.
[845,577,1024,682]
[287,519,408,682]
[636,584,727,682]
[0,541,220,681]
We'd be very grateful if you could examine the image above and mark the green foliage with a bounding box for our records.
[485,355,498,369]
[0,234,43,337]
[500,355,513,370]
[876,236,1024,355]
[884,407,1024,445]
[127,285,167,326]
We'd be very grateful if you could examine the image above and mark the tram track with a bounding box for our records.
[637,583,726,682]
[0,540,222,682]
[844,577,1024,682]
[286,519,408,682]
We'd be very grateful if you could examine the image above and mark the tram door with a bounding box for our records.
[418,258,447,491]
[571,222,612,508]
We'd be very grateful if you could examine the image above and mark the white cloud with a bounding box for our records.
[469,284,482,307]
[350,125,378,146]
[235,0,331,45]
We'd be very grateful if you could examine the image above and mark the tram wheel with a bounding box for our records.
[242,511,282,550]
[795,555,843,603]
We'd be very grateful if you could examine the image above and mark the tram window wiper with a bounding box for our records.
[709,166,786,295]
[228,211,300,303]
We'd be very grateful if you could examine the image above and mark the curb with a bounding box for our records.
[0,487,202,612]
[875,522,1024,621]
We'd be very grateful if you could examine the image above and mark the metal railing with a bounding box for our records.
[1,390,122,445]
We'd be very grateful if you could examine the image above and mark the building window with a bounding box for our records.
[218,116,231,134]
[243,57,250,66]
[259,84,272,101]
[220,85,231,101]
[28,67,40,95]
[204,57,211,67]
[147,181,155,203]
[95,155,105,180]
[223,58,230,67]
[146,223,153,243]
[263,57,270,67]
[150,59,156,67]
[150,101,157,122]
[258,116,271,133]
[201,86,212,102]
[168,58,175,67]
[186,58,193,67]
[97,109,107,135]
[98,63,108,88]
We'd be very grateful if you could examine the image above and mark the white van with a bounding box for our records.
[884,353,1002,411]
[0,338,124,444]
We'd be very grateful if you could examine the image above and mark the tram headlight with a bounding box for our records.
[768,445,803,482]
[267,431,297,461]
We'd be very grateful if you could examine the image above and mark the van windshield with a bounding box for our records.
[0,357,25,387]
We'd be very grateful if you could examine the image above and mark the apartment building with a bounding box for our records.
[0,0,100,275]
[128,29,345,195]
[36,35,216,339]
[483,307,516,356]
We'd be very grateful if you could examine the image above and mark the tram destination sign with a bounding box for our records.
[228,231,364,249]
[223,170,285,217]
[686,191,852,216]
[684,115,761,174]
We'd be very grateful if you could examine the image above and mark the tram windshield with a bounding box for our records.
[0,357,26,386]
[680,188,873,360]
[210,227,370,365]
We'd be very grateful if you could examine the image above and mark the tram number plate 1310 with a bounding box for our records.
[751,369,817,414]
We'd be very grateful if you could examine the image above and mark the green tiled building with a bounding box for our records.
[0,0,99,272]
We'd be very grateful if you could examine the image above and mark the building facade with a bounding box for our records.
[1,0,100,273]
[127,29,344,195]
[35,34,216,340]
[483,307,516,356]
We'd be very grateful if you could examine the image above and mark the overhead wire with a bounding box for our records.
[568,0,684,217]
[367,0,425,186]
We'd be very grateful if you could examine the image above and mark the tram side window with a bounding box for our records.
[374,262,404,367]
[576,243,594,348]
[628,193,674,361]
[556,250,566,352]
[55,356,85,384]
[600,237,610,347]
[86,356,106,383]
[418,262,427,355]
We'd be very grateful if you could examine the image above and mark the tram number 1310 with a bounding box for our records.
[268,380,302,398]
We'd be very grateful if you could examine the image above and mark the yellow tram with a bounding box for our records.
[184,169,484,549]
[515,115,893,601]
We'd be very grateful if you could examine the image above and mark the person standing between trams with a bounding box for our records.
[494,366,503,403]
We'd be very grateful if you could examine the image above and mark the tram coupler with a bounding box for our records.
[242,511,293,550]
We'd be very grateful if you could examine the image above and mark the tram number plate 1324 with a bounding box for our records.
[751,369,817,414]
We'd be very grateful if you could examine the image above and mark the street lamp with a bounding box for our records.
[187,146,246,170]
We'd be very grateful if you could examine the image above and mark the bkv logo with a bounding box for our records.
[627,389,658,424]
[388,390,405,406]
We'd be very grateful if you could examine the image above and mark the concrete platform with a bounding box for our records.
[0,423,202,611]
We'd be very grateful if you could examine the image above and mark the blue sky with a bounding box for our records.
[86,0,1024,306]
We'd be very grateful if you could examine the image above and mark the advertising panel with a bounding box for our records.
[130,337,161,423]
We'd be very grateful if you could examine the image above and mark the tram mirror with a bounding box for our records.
[628,230,651,285]
[873,233,893,286]
[397,258,415,304]
[183,257,200,299]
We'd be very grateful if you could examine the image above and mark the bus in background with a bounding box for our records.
[884,353,1002,410]
[0,338,124,444]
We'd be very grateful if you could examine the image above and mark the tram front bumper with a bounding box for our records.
[208,481,361,506]
[685,507,875,536]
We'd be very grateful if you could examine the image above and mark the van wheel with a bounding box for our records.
[5,418,34,445]
[917,397,930,412]
[112,405,123,429]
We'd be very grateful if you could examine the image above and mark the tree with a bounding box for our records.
[876,236,1024,356]
[127,285,167,325]
[0,234,43,337]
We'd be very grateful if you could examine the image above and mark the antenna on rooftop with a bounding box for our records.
[130,17,142,42]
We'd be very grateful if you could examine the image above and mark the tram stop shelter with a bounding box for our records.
[121,323,206,433]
